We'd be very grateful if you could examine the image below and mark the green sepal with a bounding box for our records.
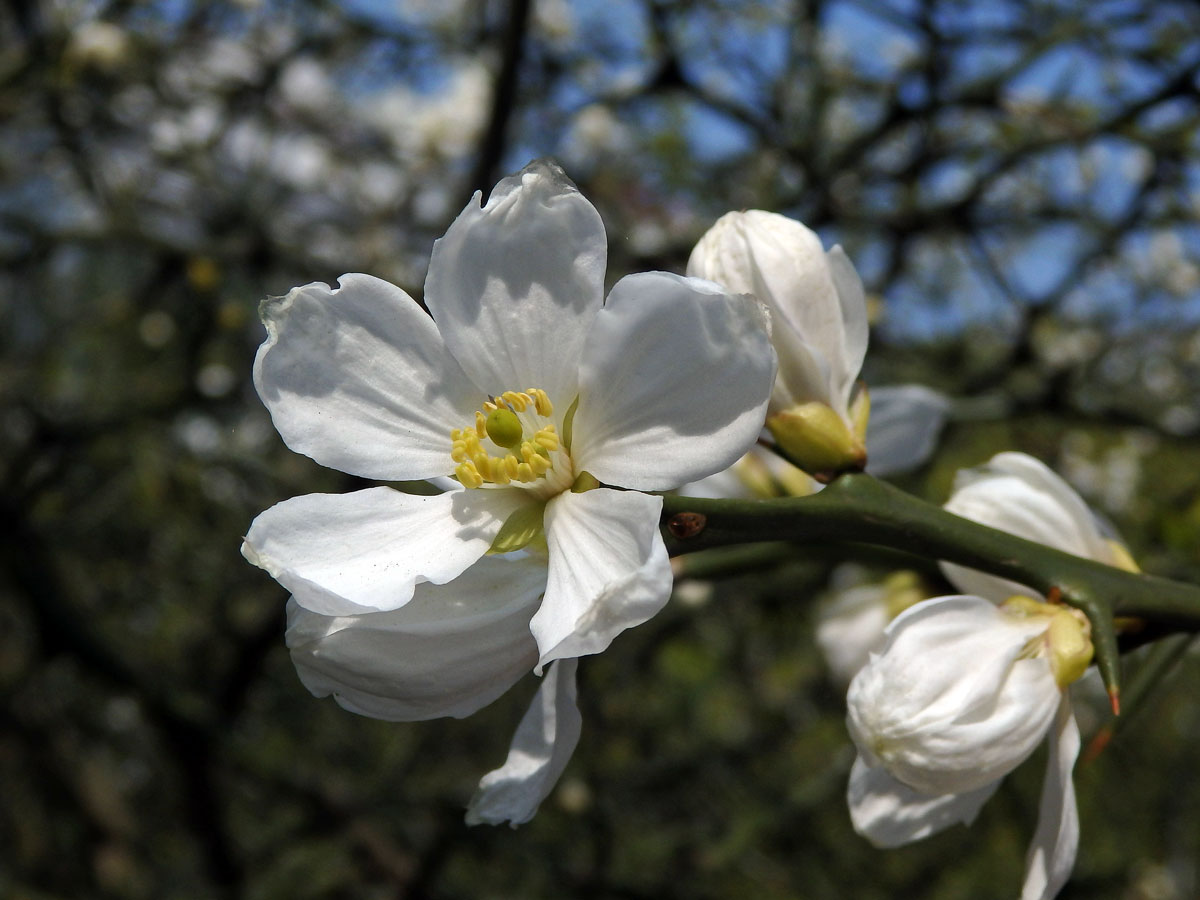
[560,395,580,453]
[571,471,600,493]
[487,502,547,555]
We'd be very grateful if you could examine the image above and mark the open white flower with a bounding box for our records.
[847,594,1092,900]
[687,210,869,475]
[243,160,776,823]
[243,159,775,670]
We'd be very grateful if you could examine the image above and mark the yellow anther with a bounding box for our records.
[450,428,463,441]
[456,461,484,489]
[475,410,488,437]
[451,442,468,463]
[530,389,553,416]
[528,454,551,476]
[535,427,558,450]
[504,455,520,479]
[490,460,511,484]
[501,390,530,412]
[517,462,535,482]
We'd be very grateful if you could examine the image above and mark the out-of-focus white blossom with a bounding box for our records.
[816,570,928,684]
[64,21,132,73]
[368,60,492,162]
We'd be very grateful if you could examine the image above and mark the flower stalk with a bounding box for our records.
[663,472,1200,704]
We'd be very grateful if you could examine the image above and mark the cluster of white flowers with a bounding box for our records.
[841,452,1139,900]
[244,160,1119,897]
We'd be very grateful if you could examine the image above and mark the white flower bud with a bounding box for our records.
[846,595,1066,795]
[687,210,869,474]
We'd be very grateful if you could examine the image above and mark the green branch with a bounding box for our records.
[661,473,1200,706]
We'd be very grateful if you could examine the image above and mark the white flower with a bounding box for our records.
[687,210,869,474]
[244,160,776,822]
[847,452,1133,900]
[847,595,1092,900]
[942,451,1139,601]
[815,569,928,685]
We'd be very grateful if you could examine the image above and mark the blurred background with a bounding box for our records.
[3,0,1200,897]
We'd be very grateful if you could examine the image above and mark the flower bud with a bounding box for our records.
[688,210,869,477]
[766,398,867,479]
[846,595,1066,796]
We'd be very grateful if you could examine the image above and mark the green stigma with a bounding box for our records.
[486,407,524,449]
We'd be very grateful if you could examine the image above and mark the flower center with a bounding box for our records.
[450,389,561,489]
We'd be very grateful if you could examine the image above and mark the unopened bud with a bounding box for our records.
[766,401,866,479]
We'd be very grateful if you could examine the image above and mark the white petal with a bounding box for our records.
[848,756,1000,848]
[866,384,950,476]
[826,245,870,410]
[466,658,582,826]
[815,584,891,685]
[846,596,1061,795]
[677,464,759,500]
[285,556,545,721]
[424,159,605,404]
[943,452,1114,601]
[687,211,865,415]
[242,486,527,616]
[254,275,480,480]
[532,489,671,669]
[1021,697,1081,900]
[570,272,776,490]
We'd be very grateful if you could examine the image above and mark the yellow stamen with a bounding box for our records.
[456,461,484,489]
[449,387,565,488]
